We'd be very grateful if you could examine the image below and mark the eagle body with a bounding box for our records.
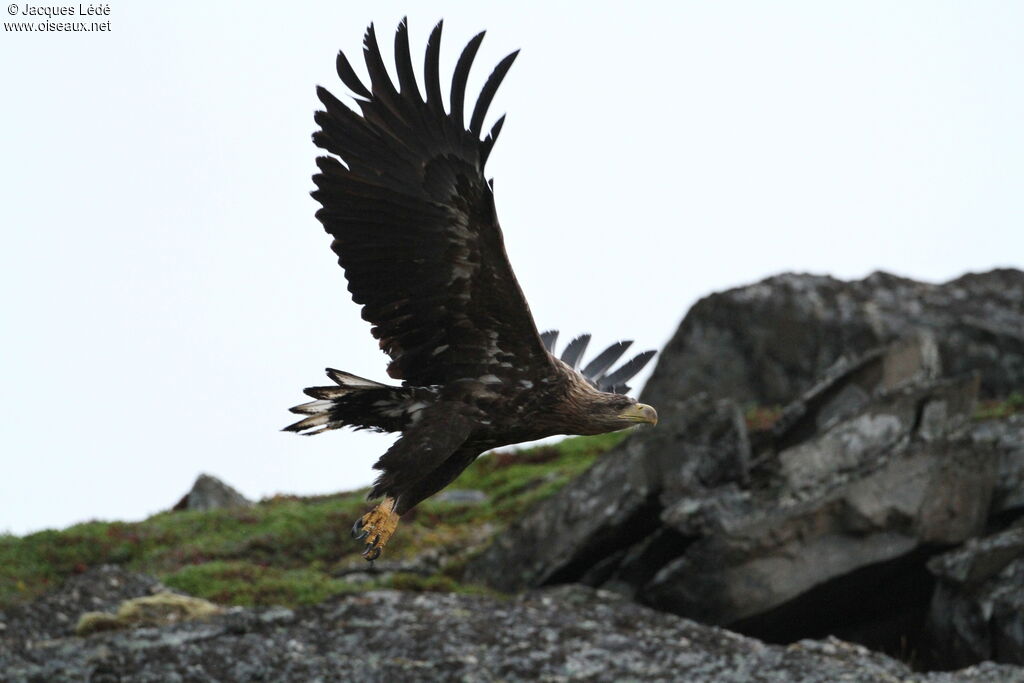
[286,20,657,559]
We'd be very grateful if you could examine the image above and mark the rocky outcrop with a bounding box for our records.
[172,473,252,512]
[2,566,1021,682]
[641,269,1024,409]
[468,323,1020,668]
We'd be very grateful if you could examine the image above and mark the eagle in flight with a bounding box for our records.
[285,19,658,560]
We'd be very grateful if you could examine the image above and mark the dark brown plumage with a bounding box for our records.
[285,19,658,559]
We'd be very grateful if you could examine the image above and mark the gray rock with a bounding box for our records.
[172,473,252,512]
[926,526,1024,667]
[431,489,488,505]
[641,269,1024,410]
[769,330,948,449]
[970,413,1024,517]
[0,565,168,650]
[3,575,1022,682]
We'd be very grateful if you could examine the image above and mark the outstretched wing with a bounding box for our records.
[312,19,552,386]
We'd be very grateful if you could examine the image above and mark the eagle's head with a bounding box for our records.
[572,390,658,435]
[604,393,659,429]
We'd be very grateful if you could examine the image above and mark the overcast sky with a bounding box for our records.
[2,1,1022,537]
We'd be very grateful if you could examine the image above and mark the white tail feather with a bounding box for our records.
[290,399,333,415]
[287,413,331,432]
[308,386,350,399]
[326,368,385,388]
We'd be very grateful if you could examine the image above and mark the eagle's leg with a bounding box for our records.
[351,496,399,561]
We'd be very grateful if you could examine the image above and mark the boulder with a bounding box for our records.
[641,269,1024,409]
[172,473,252,512]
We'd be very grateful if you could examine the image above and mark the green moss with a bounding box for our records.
[162,561,359,606]
[974,392,1024,421]
[1,432,626,609]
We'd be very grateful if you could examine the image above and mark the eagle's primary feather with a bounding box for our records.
[286,19,658,560]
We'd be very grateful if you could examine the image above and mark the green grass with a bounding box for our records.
[0,432,627,609]
[162,561,361,606]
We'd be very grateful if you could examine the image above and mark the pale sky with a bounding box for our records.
[2,2,1022,536]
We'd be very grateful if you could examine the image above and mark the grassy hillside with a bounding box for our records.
[0,432,627,609]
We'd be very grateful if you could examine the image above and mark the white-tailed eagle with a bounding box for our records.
[286,20,657,560]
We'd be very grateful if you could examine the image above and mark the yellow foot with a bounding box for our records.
[351,497,400,561]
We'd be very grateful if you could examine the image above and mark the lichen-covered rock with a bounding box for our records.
[641,269,1024,409]
[76,592,222,636]
[3,576,1022,682]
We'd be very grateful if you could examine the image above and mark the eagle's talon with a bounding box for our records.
[352,497,399,561]
[351,517,366,539]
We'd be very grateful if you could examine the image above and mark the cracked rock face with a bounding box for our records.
[2,567,1022,682]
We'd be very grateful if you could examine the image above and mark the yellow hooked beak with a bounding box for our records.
[618,403,658,426]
